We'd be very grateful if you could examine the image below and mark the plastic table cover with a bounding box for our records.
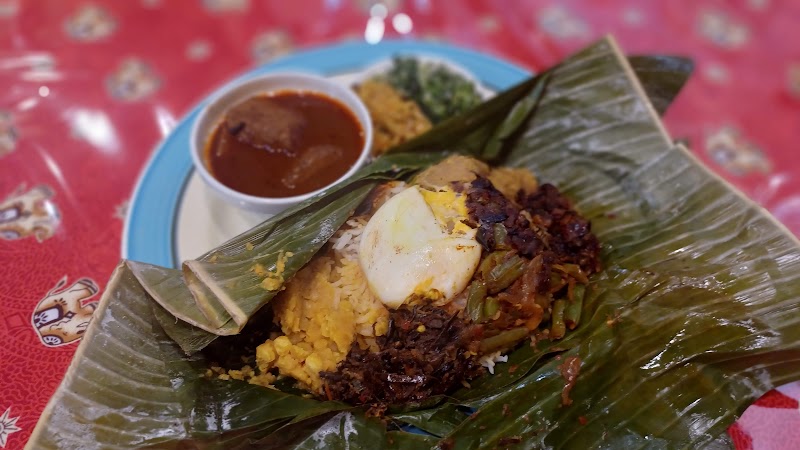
[1,1,799,449]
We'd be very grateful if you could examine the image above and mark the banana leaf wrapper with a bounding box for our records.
[27,37,800,449]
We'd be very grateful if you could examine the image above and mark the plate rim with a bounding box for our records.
[122,39,533,267]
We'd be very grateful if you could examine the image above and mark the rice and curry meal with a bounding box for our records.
[199,58,600,410]
[210,154,600,410]
[33,39,793,450]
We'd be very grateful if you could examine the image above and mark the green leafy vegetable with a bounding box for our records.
[385,56,484,123]
[30,39,791,450]
[385,56,421,100]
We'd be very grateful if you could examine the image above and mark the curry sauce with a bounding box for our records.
[205,91,364,198]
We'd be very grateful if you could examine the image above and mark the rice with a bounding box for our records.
[329,217,368,260]
[479,351,508,375]
[254,216,390,393]
[249,184,418,393]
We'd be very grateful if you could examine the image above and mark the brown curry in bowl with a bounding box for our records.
[204,91,365,198]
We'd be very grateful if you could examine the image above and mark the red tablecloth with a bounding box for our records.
[1,1,799,449]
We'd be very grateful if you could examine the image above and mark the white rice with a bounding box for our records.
[329,217,367,261]
[328,181,407,262]
[479,351,508,375]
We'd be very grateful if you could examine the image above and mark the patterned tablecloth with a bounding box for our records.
[1,1,799,449]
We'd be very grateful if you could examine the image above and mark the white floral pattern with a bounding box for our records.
[251,30,293,65]
[704,62,731,84]
[64,5,116,41]
[114,199,129,221]
[706,126,771,175]
[186,39,213,61]
[106,58,161,101]
[0,406,21,448]
[698,10,750,49]
[0,0,19,18]
[538,5,590,40]
[0,110,16,158]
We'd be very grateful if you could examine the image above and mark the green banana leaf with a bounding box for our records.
[127,152,451,348]
[127,51,692,356]
[28,36,800,450]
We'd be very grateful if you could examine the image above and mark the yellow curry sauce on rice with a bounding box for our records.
[254,215,391,392]
[231,155,600,407]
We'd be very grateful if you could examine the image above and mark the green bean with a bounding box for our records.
[479,327,529,353]
[466,280,488,323]
[483,296,500,320]
[492,223,511,250]
[478,251,507,280]
[564,284,585,330]
[553,263,589,284]
[550,299,567,340]
[549,272,565,292]
[486,254,526,294]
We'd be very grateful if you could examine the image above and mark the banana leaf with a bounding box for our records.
[28,36,800,450]
[128,52,692,355]
[127,152,451,347]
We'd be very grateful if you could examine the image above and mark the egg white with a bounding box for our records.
[358,186,481,309]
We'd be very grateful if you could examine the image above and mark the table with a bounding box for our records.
[1,1,799,448]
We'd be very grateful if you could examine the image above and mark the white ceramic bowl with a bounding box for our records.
[190,72,373,215]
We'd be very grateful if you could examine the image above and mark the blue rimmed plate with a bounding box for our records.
[122,40,531,267]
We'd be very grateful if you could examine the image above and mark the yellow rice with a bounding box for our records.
[254,218,389,393]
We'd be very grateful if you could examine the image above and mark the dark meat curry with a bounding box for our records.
[205,91,364,198]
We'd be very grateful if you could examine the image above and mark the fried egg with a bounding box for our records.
[358,185,481,309]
